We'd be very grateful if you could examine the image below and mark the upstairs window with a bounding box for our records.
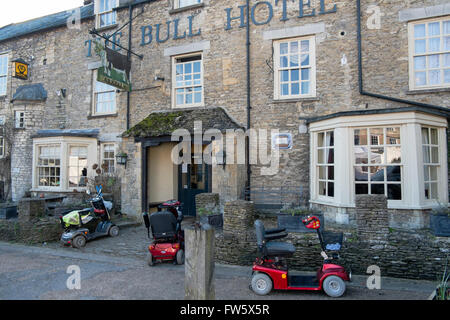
[274,36,316,99]
[94,71,117,115]
[175,0,202,9]
[97,0,117,29]
[0,53,8,96]
[409,17,450,90]
[173,54,203,108]
[15,111,24,129]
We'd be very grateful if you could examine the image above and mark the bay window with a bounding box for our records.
[37,145,61,188]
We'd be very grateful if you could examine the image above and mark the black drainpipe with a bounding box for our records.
[245,0,252,199]
[126,3,133,131]
[356,0,447,111]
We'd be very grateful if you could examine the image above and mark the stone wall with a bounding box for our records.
[215,197,450,280]
[195,193,220,214]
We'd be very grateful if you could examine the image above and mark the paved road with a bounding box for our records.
[0,239,437,300]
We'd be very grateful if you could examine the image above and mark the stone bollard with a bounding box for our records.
[185,223,215,300]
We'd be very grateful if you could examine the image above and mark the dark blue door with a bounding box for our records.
[178,162,211,217]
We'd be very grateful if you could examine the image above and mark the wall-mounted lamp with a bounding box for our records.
[56,88,66,98]
[154,76,165,81]
[116,152,128,168]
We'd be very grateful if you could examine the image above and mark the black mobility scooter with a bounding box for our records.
[251,216,351,297]
[143,200,185,266]
[60,185,119,248]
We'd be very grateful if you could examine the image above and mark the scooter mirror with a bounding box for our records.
[86,189,91,195]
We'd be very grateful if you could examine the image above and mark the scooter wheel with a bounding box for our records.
[109,226,119,237]
[72,235,86,249]
[251,273,272,296]
[147,252,154,267]
[322,275,346,298]
[176,249,185,265]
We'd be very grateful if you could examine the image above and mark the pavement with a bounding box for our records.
[0,223,439,300]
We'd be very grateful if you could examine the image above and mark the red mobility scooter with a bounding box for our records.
[143,200,185,266]
[251,216,351,297]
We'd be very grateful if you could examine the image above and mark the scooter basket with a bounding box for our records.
[322,231,343,251]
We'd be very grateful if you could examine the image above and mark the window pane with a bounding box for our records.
[356,183,369,194]
[386,127,401,144]
[428,22,440,36]
[370,128,383,145]
[355,147,368,164]
[290,41,298,54]
[415,71,427,86]
[319,166,326,179]
[328,166,334,180]
[386,147,401,164]
[371,184,385,195]
[428,55,440,68]
[370,166,385,182]
[414,56,426,70]
[444,21,450,34]
[318,132,325,148]
[327,131,334,147]
[281,83,289,96]
[428,38,440,52]
[301,68,310,81]
[445,70,450,83]
[414,39,426,54]
[319,181,326,196]
[423,146,430,163]
[387,166,401,182]
[430,166,438,180]
[290,55,299,67]
[430,128,438,145]
[281,70,289,82]
[328,182,334,197]
[355,167,368,181]
[291,69,299,82]
[422,128,429,144]
[280,42,288,55]
[414,24,426,38]
[301,82,310,94]
[387,184,402,200]
[280,56,288,68]
[354,129,368,145]
[428,70,441,85]
[300,54,309,66]
[424,166,430,181]
[431,147,439,163]
[291,83,299,95]
[371,148,385,164]
[445,37,450,51]
[300,40,309,52]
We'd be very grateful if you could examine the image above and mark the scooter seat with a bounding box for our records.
[265,241,295,257]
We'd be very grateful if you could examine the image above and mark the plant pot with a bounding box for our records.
[277,213,324,233]
[200,213,223,228]
[430,213,450,237]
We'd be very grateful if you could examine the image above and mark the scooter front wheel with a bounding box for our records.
[251,273,273,296]
[109,225,119,237]
[72,235,86,249]
[322,275,346,298]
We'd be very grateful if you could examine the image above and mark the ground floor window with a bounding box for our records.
[422,127,440,200]
[37,145,61,187]
[68,146,88,188]
[354,127,402,200]
[309,111,448,209]
[317,130,334,197]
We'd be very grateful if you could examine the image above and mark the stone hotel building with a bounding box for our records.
[0,0,448,230]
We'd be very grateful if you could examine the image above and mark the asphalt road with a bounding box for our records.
[0,241,437,300]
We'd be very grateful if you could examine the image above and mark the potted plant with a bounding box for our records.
[430,205,450,237]
[197,207,223,228]
[277,207,324,233]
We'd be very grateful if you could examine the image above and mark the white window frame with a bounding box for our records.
[408,16,450,90]
[35,144,62,189]
[172,52,204,108]
[15,111,25,129]
[32,137,98,192]
[316,130,335,199]
[353,127,403,201]
[101,143,117,174]
[421,127,440,200]
[95,0,117,29]
[93,70,117,115]
[174,0,202,9]
[309,112,448,210]
[0,116,5,158]
[0,53,8,96]
[273,36,316,100]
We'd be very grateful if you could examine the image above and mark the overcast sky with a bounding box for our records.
[0,0,84,28]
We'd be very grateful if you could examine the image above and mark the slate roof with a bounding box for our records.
[123,107,245,138]
[12,83,47,102]
[0,3,94,43]
[33,129,100,139]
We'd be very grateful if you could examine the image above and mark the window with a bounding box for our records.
[15,111,24,129]
[101,143,116,174]
[354,127,402,200]
[175,0,202,9]
[422,127,440,200]
[97,0,117,28]
[409,17,450,89]
[94,73,116,115]
[37,145,61,187]
[68,146,88,188]
[0,53,8,96]
[274,36,316,99]
[317,131,334,197]
[173,54,203,108]
[0,126,4,158]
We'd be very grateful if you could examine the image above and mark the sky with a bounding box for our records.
[0,0,84,28]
